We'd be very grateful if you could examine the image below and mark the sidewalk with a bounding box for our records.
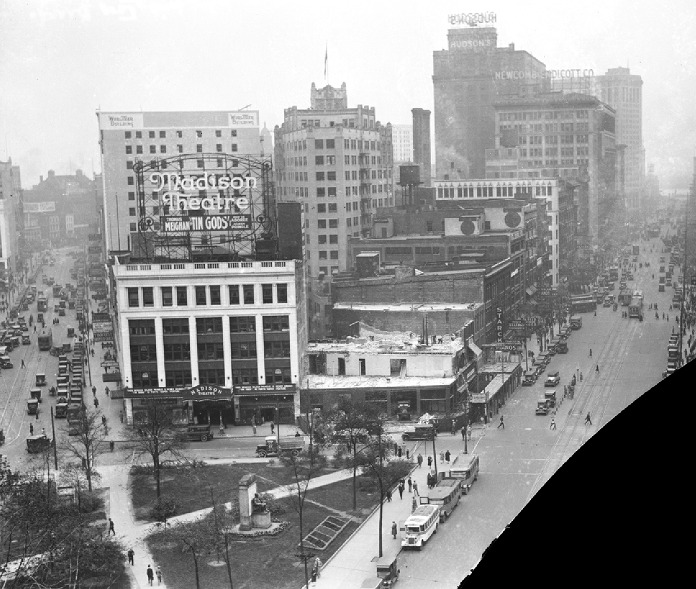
[313,431,483,588]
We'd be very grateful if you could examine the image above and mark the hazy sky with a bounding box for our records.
[2,0,695,188]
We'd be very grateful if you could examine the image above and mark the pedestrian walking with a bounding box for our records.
[412,496,418,512]
[108,518,115,535]
[417,453,423,468]
[589,348,592,357]
[146,565,154,586]
[94,397,99,408]
[467,424,472,440]
[386,487,392,502]
[270,421,275,434]
[41,427,46,436]
[451,419,456,435]
[398,481,404,500]
[33,325,36,333]
[595,364,600,373]
[461,428,466,441]
[21,359,25,368]
[427,455,432,468]
[392,521,398,539]
[156,567,162,585]
[29,423,34,435]
[127,548,134,565]
[585,412,592,425]
[445,449,451,463]
[102,415,107,427]
[407,477,412,493]
[497,415,505,429]
[550,418,556,430]
[439,451,444,463]
[119,410,124,423]
[413,481,418,496]
[92,385,97,396]
[252,421,257,435]
[313,557,322,579]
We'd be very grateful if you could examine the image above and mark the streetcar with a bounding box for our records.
[38,328,53,351]
[628,296,644,318]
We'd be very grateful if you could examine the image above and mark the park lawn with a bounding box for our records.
[130,462,337,522]
[146,475,383,589]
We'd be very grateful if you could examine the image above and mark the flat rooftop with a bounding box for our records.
[305,374,457,390]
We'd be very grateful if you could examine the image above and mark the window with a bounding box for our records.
[215,130,222,137]
[327,171,336,181]
[165,370,191,388]
[133,370,159,388]
[338,357,346,375]
[125,145,132,154]
[229,285,240,305]
[127,177,134,185]
[230,341,257,359]
[142,287,154,307]
[316,172,325,181]
[130,223,137,231]
[198,342,225,360]
[175,286,187,306]
[315,156,324,165]
[230,316,256,332]
[330,251,339,259]
[163,343,190,361]
[318,235,327,244]
[243,285,255,304]
[232,368,258,386]
[319,251,327,260]
[315,139,324,149]
[195,286,207,306]
[328,187,337,197]
[199,369,225,385]
[128,191,135,201]
[149,145,156,154]
[135,131,142,139]
[326,139,335,149]
[359,358,366,375]
[328,203,337,213]
[317,187,326,197]
[130,344,157,362]
[209,285,221,305]
[329,219,338,228]
[262,315,289,331]
[231,129,237,137]
[318,219,327,229]
[265,368,292,385]
[162,318,189,335]
[262,284,273,304]
[231,144,238,152]
[317,204,326,213]
[277,284,288,303]
[127,288,139,308]
[264,340,290,358]
[196,317,222,334]
[128,319,155,336]
[129,208,136,217]
[160,145,166,153]
[125,131,132,139]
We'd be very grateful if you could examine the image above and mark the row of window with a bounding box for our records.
[498,110,590,121]
[126,283,289,308]
[125,130,238,139]
[130,366,291,388]
[437,184,554,199]
[129,316,290,336]
[130,338,291,362]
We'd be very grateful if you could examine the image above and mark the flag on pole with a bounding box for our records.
[324,44,328,80]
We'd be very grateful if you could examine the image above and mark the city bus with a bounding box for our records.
[419,480,461,521]
[401,504,440,550]
[628,296,644,318]
[632,290,644,301]
[37,296,48,313]
[37,328,53,351]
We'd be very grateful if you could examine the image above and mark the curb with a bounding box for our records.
[313,461,419,578]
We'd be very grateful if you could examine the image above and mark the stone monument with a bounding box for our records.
[238,473,271,531]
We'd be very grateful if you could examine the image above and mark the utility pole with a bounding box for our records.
[51,406,58,470]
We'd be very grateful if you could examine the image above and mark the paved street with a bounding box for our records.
[327,235,680,589]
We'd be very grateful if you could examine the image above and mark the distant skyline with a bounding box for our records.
[1,0,695,189]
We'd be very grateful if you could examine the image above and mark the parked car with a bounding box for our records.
[545,371,560,387]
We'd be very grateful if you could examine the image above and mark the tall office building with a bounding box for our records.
[491,93,617,251]
[595,67,644,211]
[0,159,20,305]
[433,26,549,181]
[391,124,413,164]
[412,108,432,187]
[274,83,394,279]
[97,110,263,253]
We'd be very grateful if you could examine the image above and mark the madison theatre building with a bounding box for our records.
[113,257,306,426]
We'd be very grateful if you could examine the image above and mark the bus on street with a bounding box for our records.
[401,505,440,550]
[37,296,48,313]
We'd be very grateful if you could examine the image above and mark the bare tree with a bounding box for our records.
[327,399,373,510]
[124,400,186,498]
[280,445,327,589]
[61,406,107,492]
